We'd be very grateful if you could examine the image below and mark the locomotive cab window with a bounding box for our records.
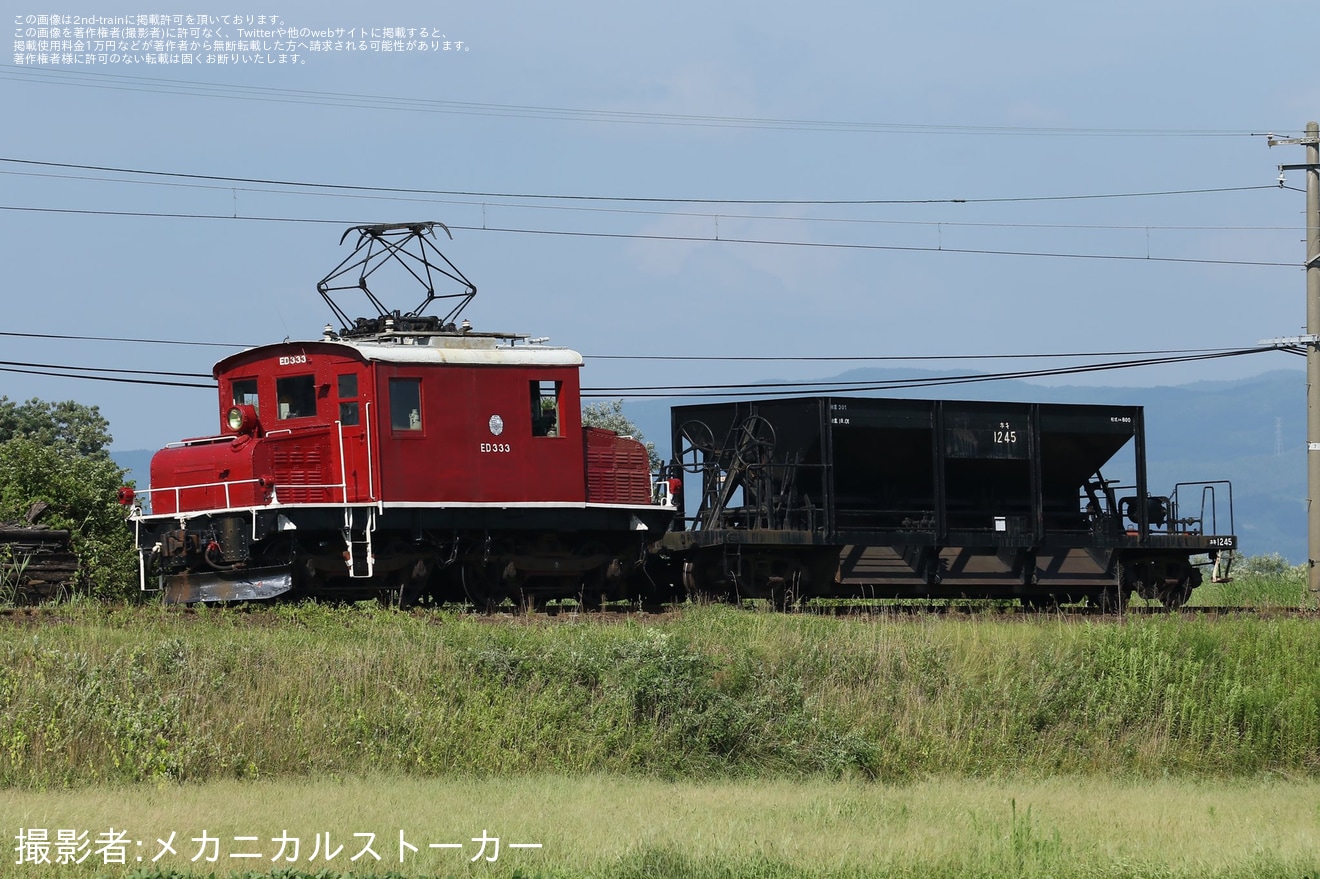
[531,380,561,437]
[275,374,317,420]
[337,373,359,427]
[232,378,260,412]
[389,378,422,432]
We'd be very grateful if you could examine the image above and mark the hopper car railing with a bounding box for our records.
[1170,480,1235,541]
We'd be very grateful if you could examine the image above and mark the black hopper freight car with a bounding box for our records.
[659,397,1235,609]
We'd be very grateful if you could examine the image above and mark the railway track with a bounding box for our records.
[2,602,1316,626]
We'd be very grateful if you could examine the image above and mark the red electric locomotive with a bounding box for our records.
[128,223,672,606]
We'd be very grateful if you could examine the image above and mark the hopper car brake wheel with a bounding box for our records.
[733,415,776,470]
[678,420,718,473]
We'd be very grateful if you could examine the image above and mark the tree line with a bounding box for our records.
[0,397,134,599]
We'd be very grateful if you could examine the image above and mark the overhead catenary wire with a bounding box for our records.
[0,160,1296,269]
[0,67,1286,137]
[0,330,1275,363]
[0,167,1293,234]
[0,330,252,348]
[0,365,214,389]
[580,347,1280,397]
[0,206,1296,268]
[0,159,1297,387]
[584,346,1250,362]
[0,358,210,379]
[0,157,1282,207]
[0,347,1288,394]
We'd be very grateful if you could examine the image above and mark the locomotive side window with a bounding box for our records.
[232,378,259,412]
[337,373,359,427]
[530,380,561,437]
[275,375,317,420]
[389,378,422,431]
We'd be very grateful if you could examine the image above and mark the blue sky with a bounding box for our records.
[2,0,1315,450]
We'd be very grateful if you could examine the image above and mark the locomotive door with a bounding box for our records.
[334,371,374,501]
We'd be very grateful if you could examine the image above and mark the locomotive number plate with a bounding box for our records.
[480,443,512,453]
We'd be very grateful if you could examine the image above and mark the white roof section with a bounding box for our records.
[344,336,583,367]
[217,333,582,371]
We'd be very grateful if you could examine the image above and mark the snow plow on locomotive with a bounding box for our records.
[125,223,671,606]
[658,397,1235,609]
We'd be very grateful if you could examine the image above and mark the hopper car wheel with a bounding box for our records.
[1108,566,1134,613]
[1157,567,1198,609]
[1089,585,1129,614]
[770,566,804,612]
[1158,583,1192,609]
[681,558,731,605]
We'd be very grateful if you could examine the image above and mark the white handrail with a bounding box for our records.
[164,435,233,449]
[134,477,262,510]
[365,401,375,500]
[336,420,348,504]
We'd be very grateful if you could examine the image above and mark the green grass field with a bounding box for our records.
[6,601,1320,786]
[2,565,1318,878]
[3,775,1319,879]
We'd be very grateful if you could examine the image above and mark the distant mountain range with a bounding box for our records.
[111,368,1308,563]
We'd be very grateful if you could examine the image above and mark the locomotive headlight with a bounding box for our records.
[226,404,259,435]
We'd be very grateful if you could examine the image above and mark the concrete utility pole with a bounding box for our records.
[1270,122,1320,593]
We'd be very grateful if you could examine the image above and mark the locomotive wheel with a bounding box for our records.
[391,559,433,609]
[577,587,604,612]
[572,541,613,611]
[517,587,549,614]
[462,564,509,613]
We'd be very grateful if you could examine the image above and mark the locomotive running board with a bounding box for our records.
[162,567,294,604]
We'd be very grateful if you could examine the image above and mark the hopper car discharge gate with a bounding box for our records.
[660,396,1235,609]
